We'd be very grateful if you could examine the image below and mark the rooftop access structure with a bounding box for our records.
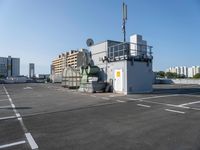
[90,34,153,94]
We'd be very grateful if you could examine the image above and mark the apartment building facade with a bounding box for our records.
[51,50,79,82]
[166,66,200,78]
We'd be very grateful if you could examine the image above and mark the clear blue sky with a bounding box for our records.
[0,0,200,75]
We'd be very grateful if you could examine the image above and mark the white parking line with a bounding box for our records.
[179,101,200,106]
[92,101,118,107]
[0,116,16,121]
[102,97,110,100]
[90,95,96,97]
[0,105,11,109]
[23,87,33,90]
[25,133,38,149]
[0,140,26,149]
[11,104,15,108]
[137,104,151,108]
[3,85,39,149]
[81,93,87,95]
[165,109,185,114]
[15,113,22,120]
[116,100,126,103]
[0,99,8,102]
[16,113,21,118]
[109,95,116,97]
[126,95,196,110]
[127,98,143,101]
[128,94,179,101]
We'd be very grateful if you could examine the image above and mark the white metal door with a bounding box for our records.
[114,69,123,92]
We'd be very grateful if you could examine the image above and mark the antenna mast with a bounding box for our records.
[122,2,127,42]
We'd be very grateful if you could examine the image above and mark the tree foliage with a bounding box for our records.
[165,72,178,79]
[156,71,165,78]
[193,73,200,79]
[0,74,5,79]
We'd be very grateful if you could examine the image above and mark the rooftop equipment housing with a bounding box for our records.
[90,34,153,94]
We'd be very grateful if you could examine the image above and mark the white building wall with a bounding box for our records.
[107,61,128,94]
[183,66,188,77]
[127,61,153,93]
[130,34,147,56]
[180,66,184,75]
[188,67,193,77]
[175,66,181,75]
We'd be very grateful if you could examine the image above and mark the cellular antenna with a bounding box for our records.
[122,2,127,42]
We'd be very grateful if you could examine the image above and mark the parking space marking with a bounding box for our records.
[0,140,26,149]
[92,101,119,107]
[0,99,8,102]
[80,93,87,95]
[127,98,143,101]
[90,95,96,97]
[0,116,16,121]
[16,113,21,118]
[127,94,179,101]
[15,113,22,120]
[3,85,39,149]
[23,87,33,90]
[116,100,126,103]
[109,95,115,97]
[179,101,200,107]
[165,109,185,114]
[0,105,11,109]
[11,104,15,108]
[125,95,199,110]
[25,133,39,149]
[137,104,151,108]
[102,97,110,100]
[109,95,122,97]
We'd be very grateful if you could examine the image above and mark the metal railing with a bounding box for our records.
[107,42,153,61]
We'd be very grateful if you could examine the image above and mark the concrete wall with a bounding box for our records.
[172,79,200,84]
[155,78,200,85]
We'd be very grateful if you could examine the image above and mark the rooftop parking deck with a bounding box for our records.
[1,83,200,150]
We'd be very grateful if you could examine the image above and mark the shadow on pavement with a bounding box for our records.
[0,107,32,110]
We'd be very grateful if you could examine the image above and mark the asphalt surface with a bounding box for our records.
[1,83,200,150]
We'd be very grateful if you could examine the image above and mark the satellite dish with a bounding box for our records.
[86,38,94,47]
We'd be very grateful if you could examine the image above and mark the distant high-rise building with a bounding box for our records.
[0,56,20,77]
[166,66,200,78]
[29,63,35,78]
[51,50,80,82]
[188,67,193,78]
